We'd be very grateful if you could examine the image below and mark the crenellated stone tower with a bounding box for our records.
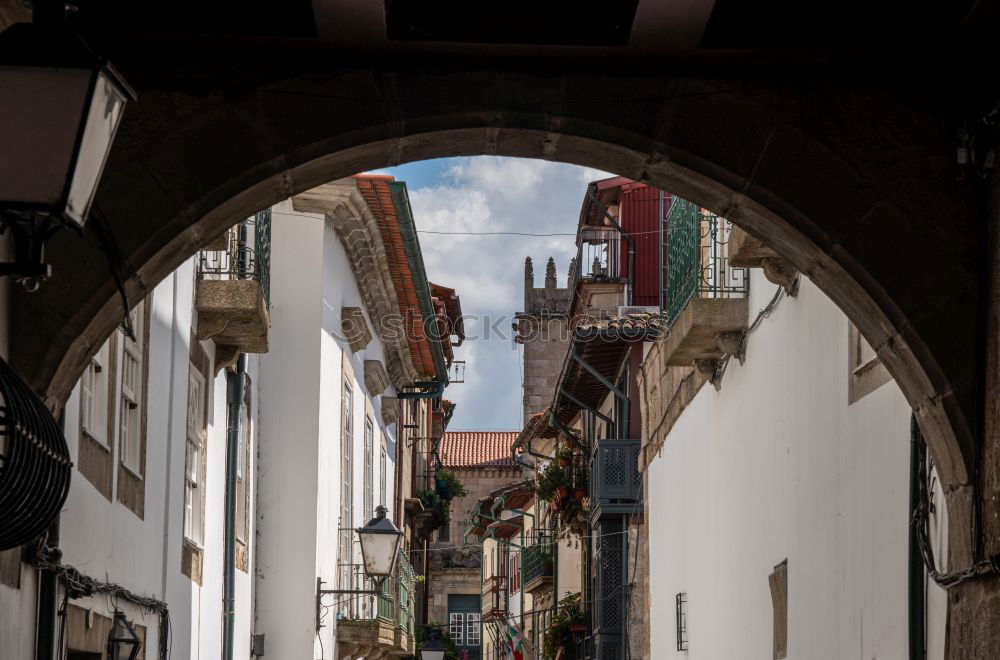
[514,256,573,423]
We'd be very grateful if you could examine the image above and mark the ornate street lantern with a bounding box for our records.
[0,23,135,285]
[420,626,447,660]
[108,611,142,660]
[356,504,404,579]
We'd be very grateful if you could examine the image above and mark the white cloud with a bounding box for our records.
[401,156,614,429]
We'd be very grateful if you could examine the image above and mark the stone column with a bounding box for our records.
[946,157,1000,659]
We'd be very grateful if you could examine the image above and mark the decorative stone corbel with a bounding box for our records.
[729,226,801,295]
[341,307,372,353]
[214,346,241,375]
[380,396,399,426]
[364,359,390,395]
[716,330,745,363]
[761,258,801,296]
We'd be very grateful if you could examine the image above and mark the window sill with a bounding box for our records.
[81,429,111,452]
[120,461,144,481]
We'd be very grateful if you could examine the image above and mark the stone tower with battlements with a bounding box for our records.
[514,256,573,423]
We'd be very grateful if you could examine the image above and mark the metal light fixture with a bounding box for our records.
[356,504,404,578]
[420,626,447,660]
[0,22,135,286]
[108,611,142,660]
[315,504,404,630]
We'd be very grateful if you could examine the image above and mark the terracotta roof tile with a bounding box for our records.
[440,431,522,468]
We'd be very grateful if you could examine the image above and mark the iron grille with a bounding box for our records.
[576,226,625,282]
[663,197,748,328]
[589,438,641,515]
[197,208,272,306]
[676,592,688,651]
[522,538,554,587]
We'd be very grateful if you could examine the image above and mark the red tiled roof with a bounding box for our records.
[354,174,437,379]
[440,431,521,468]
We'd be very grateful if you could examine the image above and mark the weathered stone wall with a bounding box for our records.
[635,339,707,471]
[427,567,481,626]
[445,466,525,543]
[517,257,573,422]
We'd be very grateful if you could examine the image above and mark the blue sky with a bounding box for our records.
[381,157,611,431]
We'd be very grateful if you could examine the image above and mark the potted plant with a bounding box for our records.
[435,468,468,501]
[542,594,587,660]
[536,460,567,502]
[556,446,574,467]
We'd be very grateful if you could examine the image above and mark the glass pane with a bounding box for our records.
[66,72,128,225]
[0,66,90,206]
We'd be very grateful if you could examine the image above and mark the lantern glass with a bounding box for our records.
[65,68,129,225]
[108,612,141,660]
[0,65,92,210]
[420,632,447,660]
[0,25,133,228]
[356,505,403,578]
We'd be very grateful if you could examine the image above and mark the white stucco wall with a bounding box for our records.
[646,272,947,658]
[1,256,261,660]
[256,200,399,660]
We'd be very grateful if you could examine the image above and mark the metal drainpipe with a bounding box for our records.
[222,353,246,660]
[36,412,64,660]
[908,416,926,660]
[35,517,59,660]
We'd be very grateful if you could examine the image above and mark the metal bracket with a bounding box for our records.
[315,577,383,631]
[0,211,64,290]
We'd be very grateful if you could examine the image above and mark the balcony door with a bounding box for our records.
[448,593,481,660]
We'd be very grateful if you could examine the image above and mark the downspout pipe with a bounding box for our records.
[222,353,247,660]
[908,416,926,660]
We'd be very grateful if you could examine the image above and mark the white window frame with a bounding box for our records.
[364,417,374,520]
[379,446,387,511]
[80,341,110,447]
[236,395,251,543]
[184,368,206,546]
[449,612,465,646]
[118,304,144,476]
[466,612,481,646]
[339,379,354,591]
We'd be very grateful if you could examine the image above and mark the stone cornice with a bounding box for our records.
[292,180,420,388]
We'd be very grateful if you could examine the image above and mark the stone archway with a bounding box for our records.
[13,65,979,572]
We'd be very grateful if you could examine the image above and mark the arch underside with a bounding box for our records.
[13,64,979,563]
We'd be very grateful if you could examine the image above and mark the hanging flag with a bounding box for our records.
[506,623,524,660]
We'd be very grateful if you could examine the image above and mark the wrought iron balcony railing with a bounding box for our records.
[589,438,642,517]
[522,538,554,590]
[663,198,748,329]
[197,209,271,305]
[334,549,415,633]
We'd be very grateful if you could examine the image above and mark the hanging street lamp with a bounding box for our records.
[419,625,447,660]
[315,504,405,630]
[107,611,142,660]
[356,504,404,578]
[0,22,135,288]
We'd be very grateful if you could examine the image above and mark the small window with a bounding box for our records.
[184,367,206,546]
[675,592,688,651]
[379,446,387,510]
[466,612,481,646]
[364,417,374,520]
[118,303,145,475]
[339,379,354,591]
[449,612,465,645]
[80,341,110,446]
[236,385,252,544]
[769,560,788,660]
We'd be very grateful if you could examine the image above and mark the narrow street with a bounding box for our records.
[3,3,1000,659]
